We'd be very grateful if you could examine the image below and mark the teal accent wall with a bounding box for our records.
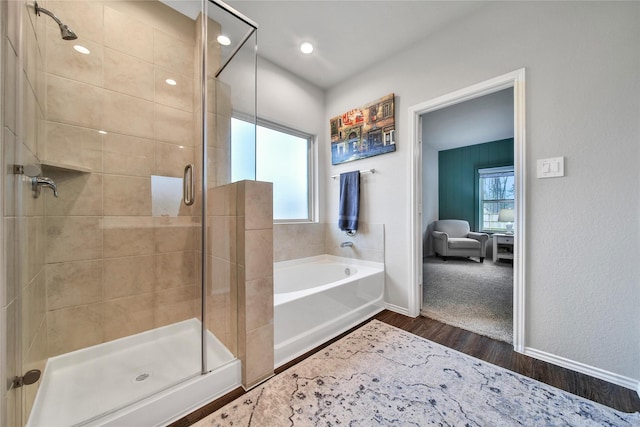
[438,138,513,231]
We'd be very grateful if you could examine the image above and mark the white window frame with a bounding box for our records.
[231,115,316,223]
[478,165,515,233]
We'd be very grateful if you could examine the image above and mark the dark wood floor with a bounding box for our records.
[169,311,640,426]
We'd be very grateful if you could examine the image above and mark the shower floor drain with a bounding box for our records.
[133,372,152,383]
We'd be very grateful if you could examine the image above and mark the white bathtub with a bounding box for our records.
[274,255,385,367]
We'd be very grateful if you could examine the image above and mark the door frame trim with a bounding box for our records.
[407,68,526,352]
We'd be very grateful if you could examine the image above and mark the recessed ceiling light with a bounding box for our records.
[300,42,314,54]
[165,78,177,86]
[217,35,231,46]
[73,45,90,55]
[98,130,107,135]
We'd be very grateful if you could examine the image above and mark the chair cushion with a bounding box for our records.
[433,220,471,238]
[448,238,481,250]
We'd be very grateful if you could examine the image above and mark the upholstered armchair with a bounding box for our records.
[432,219,489,263]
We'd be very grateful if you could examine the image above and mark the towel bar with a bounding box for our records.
[331,169,375,179]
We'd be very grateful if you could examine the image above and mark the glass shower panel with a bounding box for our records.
[202,0,257,373]
[24,0,207,425]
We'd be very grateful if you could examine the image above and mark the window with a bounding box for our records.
[478,166,514,232]
[231,117,314,221]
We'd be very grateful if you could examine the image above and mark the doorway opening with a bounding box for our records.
[408,69,526,352]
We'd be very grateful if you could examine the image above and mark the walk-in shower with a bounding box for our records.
[2,0,257,425]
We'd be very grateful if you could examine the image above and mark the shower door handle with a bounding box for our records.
[183,164,195,206]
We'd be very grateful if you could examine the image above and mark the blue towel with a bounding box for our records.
[338,171,360,232]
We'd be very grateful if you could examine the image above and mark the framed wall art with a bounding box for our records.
[330,93,395,165]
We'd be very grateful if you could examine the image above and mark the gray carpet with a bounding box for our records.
[422,256,513,343]
[195,320,640,426]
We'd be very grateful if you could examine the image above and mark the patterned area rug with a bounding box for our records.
[194,320,639,427]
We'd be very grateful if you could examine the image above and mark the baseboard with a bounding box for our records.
[524,346,640,393]
[384,302,412,317]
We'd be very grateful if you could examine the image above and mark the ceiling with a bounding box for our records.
[164,1,488,90]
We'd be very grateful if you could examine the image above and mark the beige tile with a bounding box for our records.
[46,216,102,263]
[244,229,273,281]
[46,26,102,86]
[244,181,273,230]
[4,302,18,417]
[155,141,195,178]
[154,217,196,253]
[104,6,153,62]
[47,303,103,357]
[103,293,155,342]
[22,271,46,353]
[215,79,232,118]
[104,48,154,101]
[245,276,273,331]
[4,128,17,217]
[47,260,103,311]
[23,79,39,155]
[22,317,47,420]
[103,255,155,299]
[44,122,103,171]
[155,251,195,290]
[103,132,155,177]
[103,216,155,258]
[4,40,17,133]
[209,256,236,296]
[215,147,231,185]
[206,76,217,114]
[244,323,274,388]
[103,90,154,139]
[4,218,18,303]
[214,113,231,150]
[155,68,193,112]
[154,103,194,146]
[155,285,197,328]
[208,183,237,217]
[6,0,19,52]
[19,144,45,218]
[154,29,194,75]
[44,171,102,216]
[24,217,45,285]
[47,74,102,129]
[47,1,104,45]
[211,216,236,262]
[103,175,152,216]
[23,8,39,98]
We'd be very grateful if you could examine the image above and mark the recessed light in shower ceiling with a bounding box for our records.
[300,42,314,54]
[73,45,90,55]
[217,35,231,46]
[165,78,177,86]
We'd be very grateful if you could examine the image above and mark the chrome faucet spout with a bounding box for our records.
[340,241,353,248]
[32,177,58,198]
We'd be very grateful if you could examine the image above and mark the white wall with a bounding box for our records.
[255,57,326,220]
[421,87,513,151]
[325,1,639,385]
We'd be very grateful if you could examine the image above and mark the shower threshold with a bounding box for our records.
[27,318,241,427]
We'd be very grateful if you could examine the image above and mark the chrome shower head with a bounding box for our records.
[34,2,78,41]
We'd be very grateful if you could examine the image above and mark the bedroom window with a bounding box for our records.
[231,117,314,222]
[478,166,514,232]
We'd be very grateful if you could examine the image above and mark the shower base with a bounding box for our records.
[27,318,241,427]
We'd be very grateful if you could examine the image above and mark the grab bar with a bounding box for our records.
[183,164,194,206]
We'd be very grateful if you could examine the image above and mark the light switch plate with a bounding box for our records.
[537,157,564,178]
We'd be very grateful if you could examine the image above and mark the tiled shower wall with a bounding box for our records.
[40,1,200,357]
[2,1,48,423]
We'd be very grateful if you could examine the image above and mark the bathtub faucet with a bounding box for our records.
[340,241,354,248]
